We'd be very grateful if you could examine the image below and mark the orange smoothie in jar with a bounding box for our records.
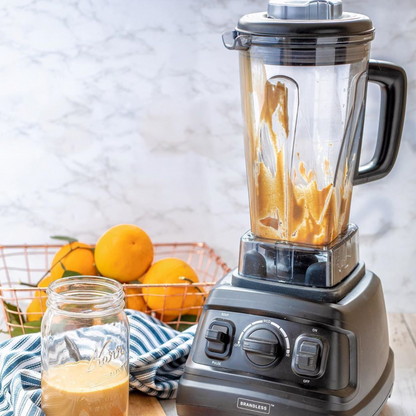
[41,361,129,416]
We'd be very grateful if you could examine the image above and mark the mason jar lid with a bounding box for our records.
[235,0,374,39]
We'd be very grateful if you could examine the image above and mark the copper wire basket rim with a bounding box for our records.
[0,282,217,291]
[0,241,231,335]
[1,241,213,249]
[0,242,230,269]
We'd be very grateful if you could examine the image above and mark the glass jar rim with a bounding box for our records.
[46,276,125,316]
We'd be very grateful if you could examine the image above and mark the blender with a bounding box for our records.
[177,0,407,415]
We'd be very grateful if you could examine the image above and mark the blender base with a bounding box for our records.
[177,265,394,416]
[177,361,393,416]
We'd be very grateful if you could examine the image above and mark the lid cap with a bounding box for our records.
[268,0,343,20]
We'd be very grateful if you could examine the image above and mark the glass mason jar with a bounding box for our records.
[41,276,130,416]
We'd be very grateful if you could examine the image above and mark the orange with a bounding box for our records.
[94,225,154,283]
[50,242,97,281]
[141,258,201,320]
[187,287,206,317]
[37,274,55,288]
[29,242,97,322]
[26,290,48,322]
[27,273,63,321]
[124,287,146,312]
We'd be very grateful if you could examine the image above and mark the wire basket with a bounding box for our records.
[0,242,231,336]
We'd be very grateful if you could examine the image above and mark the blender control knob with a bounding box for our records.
[242,329,280,366]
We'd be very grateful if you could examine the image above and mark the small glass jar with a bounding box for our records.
[41,276,130,416]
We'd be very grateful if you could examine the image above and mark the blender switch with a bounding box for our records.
[292,336,325,376]
[300,341,320,355]
[206,328,227,343]
[296,352,318,372]
[205,324,229,355]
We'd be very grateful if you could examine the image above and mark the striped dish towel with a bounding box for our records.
[0,310,196,416]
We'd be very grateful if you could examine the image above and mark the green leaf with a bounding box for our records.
[3,301,25,325]
[2,302,42,338]
[50,235,78,243]
[168,314,198,332]
[62,270,83,277]
[11,319,42,337]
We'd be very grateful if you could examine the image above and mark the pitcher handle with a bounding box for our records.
[354,60,407,185]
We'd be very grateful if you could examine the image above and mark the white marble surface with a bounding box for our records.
[0,0,414,311]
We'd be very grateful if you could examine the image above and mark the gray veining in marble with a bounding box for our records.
[0,0,414,312]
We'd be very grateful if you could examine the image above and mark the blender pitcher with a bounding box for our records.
[224,0,406,247]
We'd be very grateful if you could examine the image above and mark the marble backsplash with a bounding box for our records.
[0,0,414,311]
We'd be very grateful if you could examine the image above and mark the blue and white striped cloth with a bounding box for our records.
[0,310,196,416]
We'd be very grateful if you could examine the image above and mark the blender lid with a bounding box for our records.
[235,0,374,38]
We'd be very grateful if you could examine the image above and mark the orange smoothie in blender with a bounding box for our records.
[41,361,129,416]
